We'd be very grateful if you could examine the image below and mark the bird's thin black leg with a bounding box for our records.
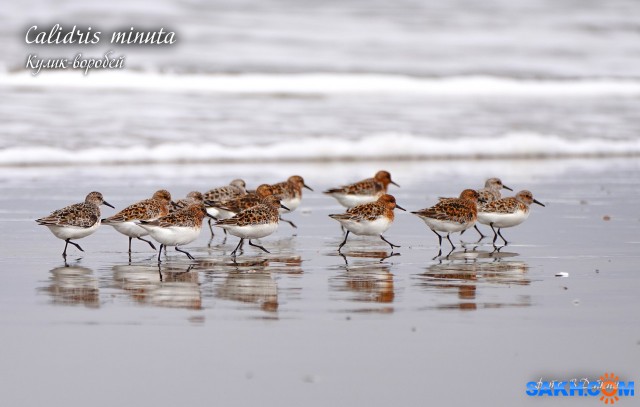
[208,218,215,238]
[175,246,195,260]
[249,240,270,253]
[338,231,350,253]
[490,223,499,245]
[445,245,455,258]
[138,237,156,250]
[380,235,400,249]
[230,238,244,257]
[474,225,486,239]
[446,233,456,250]
[157,244,164,263]
[279,217,297,229]
[67,240,84,252]
[497,228,508,245]
[431,229,443,247]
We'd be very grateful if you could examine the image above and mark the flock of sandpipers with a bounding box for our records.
[36,170,544,261]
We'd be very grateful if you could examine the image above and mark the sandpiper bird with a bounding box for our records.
[170,191,204,213]
[329,194,405,253]
[208,184,274,221]
[324,170,399,208]
[36,191,114,258]
[270,175,313,228]
[102,189,172,253]
[138,203,210,262]
[477,190,545,245]
[215,195,288,257]
[202,179,247,237]
[441,178,513,239]
[478,178,512,201]
[412,189,483,254]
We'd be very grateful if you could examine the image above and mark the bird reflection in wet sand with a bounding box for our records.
[196,246,303,277]
[416,250,531,311]
[263,255,304,275]
[330,250,396,312]
[215,270,279,313]
[337,249,400,266]
[211,252,306,312]
[40,265,99,308]
[112,263,201,309]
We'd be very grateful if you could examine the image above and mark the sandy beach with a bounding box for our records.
[0,158,638,406]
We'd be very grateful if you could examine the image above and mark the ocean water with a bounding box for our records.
[1,0,639,164]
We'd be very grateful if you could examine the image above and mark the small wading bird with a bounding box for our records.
[477,177,513,202]
[412,189,484,257]
[137,203,211,263]
[215,195,289,257]
[324,170,399,208]
[477,190,545,245]
[170,191,204,213]
[270,175,313,228]
[36,191,114,259]
[440,178,512,239]
[470,177,513,238]
[205,184,273,223]
[329,194,405,253]
[203,179,247,238]
[102,189,172,253]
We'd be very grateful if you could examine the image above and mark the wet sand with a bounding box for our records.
[1,158,639,406]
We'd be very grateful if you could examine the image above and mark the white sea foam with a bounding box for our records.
[1,133,639,167]
[2,71,640,96]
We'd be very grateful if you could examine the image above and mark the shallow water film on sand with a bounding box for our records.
[1,159,639,406]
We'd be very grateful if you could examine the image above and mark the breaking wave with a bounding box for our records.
[2,71,640,96]
[1,133,639,166]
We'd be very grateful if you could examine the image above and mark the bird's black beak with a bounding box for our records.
[390,180,400,187]
[206,212,217,219]
[303,183,314,191]
[533,199,545,207]
[503,185,513,191]
[281,204,290,211]
[103,201,115,209]
[395,204,406,211]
